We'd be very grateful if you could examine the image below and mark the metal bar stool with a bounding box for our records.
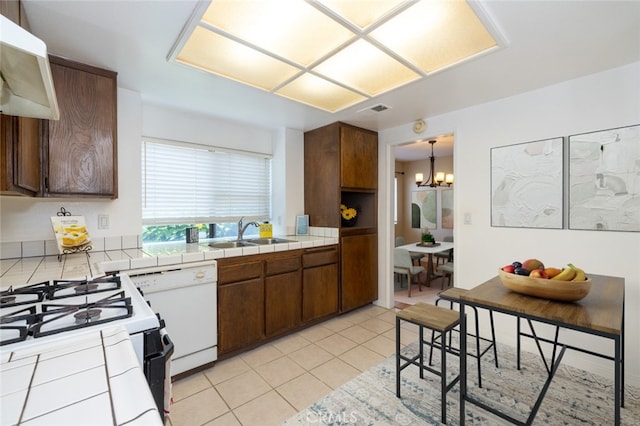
[430,288,499,388]
[396,302,462,424]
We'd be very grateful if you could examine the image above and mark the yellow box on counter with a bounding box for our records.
[259,223,273,238]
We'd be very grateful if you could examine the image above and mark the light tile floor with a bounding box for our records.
[166,303,426,426]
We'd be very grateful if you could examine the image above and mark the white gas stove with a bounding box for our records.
[0,274,170,423]
[0,273,160,363]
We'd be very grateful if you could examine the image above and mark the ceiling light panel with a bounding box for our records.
[170,0,501,112]
[201,0,355,67]
[276,73,367,112]
[315,0,407,29]
[371,1,497,73]
[313,39,421,96]
[176,27,301,91]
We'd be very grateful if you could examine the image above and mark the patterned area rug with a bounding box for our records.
[284,338,639,425]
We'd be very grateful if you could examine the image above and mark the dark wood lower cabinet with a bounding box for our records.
[217,246,340,357]
[217,278,264,355]
[265,271,301,337]
[302,246,339,322]
[302,264,339,322]
[340,233,378,312]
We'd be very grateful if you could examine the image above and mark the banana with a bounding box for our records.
[551,266,576,281]
[568,263,586,281]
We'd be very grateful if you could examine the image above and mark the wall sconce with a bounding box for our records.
[415,140,453,187]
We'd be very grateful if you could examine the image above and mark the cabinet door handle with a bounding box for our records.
[304,247,336,254]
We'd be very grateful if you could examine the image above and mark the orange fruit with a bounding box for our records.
[544,267,562,278]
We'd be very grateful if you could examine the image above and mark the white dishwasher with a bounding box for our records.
[127,261,217,376]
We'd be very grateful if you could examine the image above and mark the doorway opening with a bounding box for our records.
[392,133,454,307]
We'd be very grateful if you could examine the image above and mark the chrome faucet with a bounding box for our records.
[237,216,260,240]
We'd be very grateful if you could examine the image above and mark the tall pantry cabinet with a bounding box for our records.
[304,122,378,312]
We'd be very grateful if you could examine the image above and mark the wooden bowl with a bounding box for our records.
[498,269,591,302]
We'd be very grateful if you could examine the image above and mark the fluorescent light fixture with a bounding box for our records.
[170,0,501,113]
[0,15,59,120]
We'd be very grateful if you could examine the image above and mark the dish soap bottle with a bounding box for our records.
[259,222,273,238]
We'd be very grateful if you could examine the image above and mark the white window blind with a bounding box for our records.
[142,138,272,225]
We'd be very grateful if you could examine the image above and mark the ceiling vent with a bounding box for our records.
[359,103,391,113]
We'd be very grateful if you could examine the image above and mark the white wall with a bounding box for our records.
[378,61,640,386]
[272,127,305,236]
[142,104,274,156]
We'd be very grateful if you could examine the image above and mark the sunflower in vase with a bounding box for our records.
[340,204,359,227]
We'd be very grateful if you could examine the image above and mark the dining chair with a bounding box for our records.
[436,261,454,290]
[395,236,424,265]
[394,248,425,297]
[435,235,453,266]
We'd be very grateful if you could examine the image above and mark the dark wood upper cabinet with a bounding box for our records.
[43,56,118,198]
[304,123,341,228]
[340,124,378,190]
[1,115,42,195]
[1,1,117,198]
[0,0,20,24]
[304,122,378,228]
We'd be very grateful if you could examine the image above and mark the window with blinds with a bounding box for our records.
[142,138,272,226]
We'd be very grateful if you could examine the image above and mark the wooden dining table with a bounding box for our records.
[396,241,454,287]
[458,273,625,425]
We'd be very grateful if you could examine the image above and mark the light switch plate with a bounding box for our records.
[98,215,109,230]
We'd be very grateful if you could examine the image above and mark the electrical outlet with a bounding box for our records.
[98,214,109,230]
[464,213,472,225]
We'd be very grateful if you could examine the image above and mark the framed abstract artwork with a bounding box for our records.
[491,137,564,229]
[441,189,454,229]
[568,124,640,231]
[411,190,437,229]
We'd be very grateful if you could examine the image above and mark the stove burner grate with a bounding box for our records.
[0,305,38,346]
[49,274,121,300]
[32,291,133,338]
[0,282,48,307]
[74,284,99,294]
[74,308,102,323]
[1,296,16,305]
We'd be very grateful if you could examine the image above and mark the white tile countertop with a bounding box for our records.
[0,326,162,425]
[0,231,338,288]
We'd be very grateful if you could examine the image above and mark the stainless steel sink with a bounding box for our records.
[209,240,258,249]
[209,237,297,248]
[246,238,297,245]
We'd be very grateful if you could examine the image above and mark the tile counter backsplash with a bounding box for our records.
[0,228,339,287]
[0,235,143,260]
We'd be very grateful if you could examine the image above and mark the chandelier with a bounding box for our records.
[415,140,453,187]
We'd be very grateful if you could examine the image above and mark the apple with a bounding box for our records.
[502,264,515,273]
[523,258,545,271]
[529,269,549,279]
